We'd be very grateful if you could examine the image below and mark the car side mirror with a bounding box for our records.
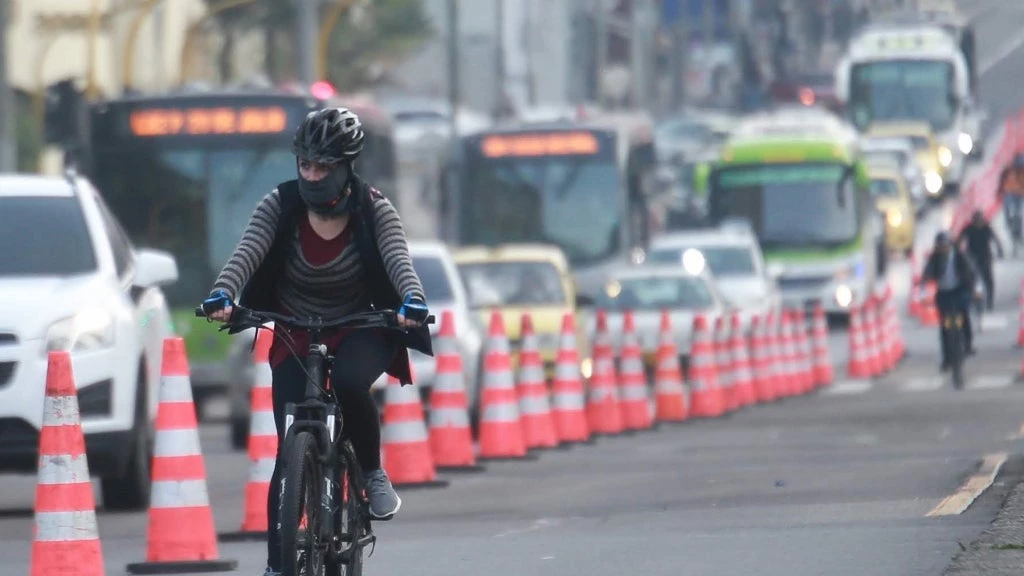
[134,248,179,288]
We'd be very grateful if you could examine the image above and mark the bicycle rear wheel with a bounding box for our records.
[281,431,325,576]
[327,445,367,576]
[948,323,965,390]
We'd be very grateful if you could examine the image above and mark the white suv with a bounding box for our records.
[0,173,179,510]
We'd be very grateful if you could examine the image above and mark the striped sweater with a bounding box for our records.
[211,188,425,318]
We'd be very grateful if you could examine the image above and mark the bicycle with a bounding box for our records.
[194,304,434,576]
[940,307,968,390]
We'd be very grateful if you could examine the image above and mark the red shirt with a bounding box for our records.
[267,214,411,383]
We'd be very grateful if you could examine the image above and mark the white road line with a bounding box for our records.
[969,375,1016,390]
[980,27,1024,74]
[980,314,1010,331]
[901,377,944,392]
[821,380,873,396]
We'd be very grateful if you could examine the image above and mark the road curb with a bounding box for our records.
[944,454,1024,574]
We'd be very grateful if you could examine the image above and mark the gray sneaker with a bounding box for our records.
[364,468,402,520]
[262,569,281,576]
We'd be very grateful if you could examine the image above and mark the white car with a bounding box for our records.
[646,224,781,318]
[0,173,179,510]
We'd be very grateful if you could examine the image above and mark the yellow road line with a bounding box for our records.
[927,452,1008,517]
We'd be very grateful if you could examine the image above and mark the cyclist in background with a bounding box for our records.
[957,210,1004,311]
[999,153,1024,248]
[920,232,979,372]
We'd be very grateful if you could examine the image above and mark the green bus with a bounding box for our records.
[82,87,398,402]
[700,110,887,319]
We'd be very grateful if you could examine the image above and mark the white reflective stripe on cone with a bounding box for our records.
[382,421,430,443]
[433,372,467,392]
[519,395,552,415]
[519,365,546,382]
[619,384,649,401]
[552,392,585,411]
[254,363,273,387]
[655,378,683,393]
[37,454,91,485]
[487,338,510,355]
[159,375,195,403]
[250,410,277,437]
[484,370,516,389]
[151,479,212,509]
[153,429,203,458]
[249,458,276,483]
[428,406,470,428]
[42,395,81,426]
[482,402,520,423]
[554,363,580,380]
[34,510,99,542]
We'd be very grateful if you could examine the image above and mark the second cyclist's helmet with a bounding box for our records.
[292,107,364,164]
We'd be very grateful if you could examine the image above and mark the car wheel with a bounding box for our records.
[231,416,249,451]
[101,418,151,511]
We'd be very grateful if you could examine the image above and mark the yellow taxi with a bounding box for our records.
[452,244,591,380]
[867,160,916,256]
[866,121,950,199]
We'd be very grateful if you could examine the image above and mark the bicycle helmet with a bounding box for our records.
[292,107,364,164]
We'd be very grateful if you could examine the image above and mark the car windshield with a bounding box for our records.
[849,60,957,132]
[656,119,712,143]
[870,178,901,198]
[597,275,715,311]
[0,196,97,277]
[458,260,566,308]
[864,149,911,167]
[411,255,455,303]
[648,245,757,277]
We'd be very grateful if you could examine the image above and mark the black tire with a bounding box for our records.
[230,416,249,451]
[101,376,152,511]
[280,431,324,576]
[949,325,965,390]
[327,448,365,576]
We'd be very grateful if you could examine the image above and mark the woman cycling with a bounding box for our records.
[199,107,433,576]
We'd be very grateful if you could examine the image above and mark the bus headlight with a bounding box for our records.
[938,146,953,168]
[958,133,974,155]
[834,285,853,308]
[887,209,903,228]
[925,171,943,195]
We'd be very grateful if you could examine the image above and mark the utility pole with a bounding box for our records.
[446,0,459,137]
[0,0,14,172]
[631,0,654,109]
[494,0,505,121]
[297,0,319,84]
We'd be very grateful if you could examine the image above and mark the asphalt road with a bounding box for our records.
[5,4,1024,575]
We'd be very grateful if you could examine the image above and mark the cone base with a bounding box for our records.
[478,452,540,462]
[392,479,451,490]
[126,559,238,574]
[217,530,266,542]
[437,464,488,473]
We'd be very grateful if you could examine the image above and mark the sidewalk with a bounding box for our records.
[945,455,1024,575]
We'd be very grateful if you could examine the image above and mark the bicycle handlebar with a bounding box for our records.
[193,304,434,335]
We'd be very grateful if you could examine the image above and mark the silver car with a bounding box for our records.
[645,225,781,320]
[225,240,484,450]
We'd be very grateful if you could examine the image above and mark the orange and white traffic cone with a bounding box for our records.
[1017,280,1024,347]
[31,351,104,576]
[428,310,484,471]
[864,297,885,377]
[779,311,800,396]
[477,311,529,459]
[221,328,276,541]
[886,285,906,363]
[619,311,653,430]
[811,304,834,387]
[846,304,872,379]
[381,369,449,487]
[714,315,738,412]
[517,314,560,449]
[689,314,724,418]
[749,313,774,403]
[794,310,814,393]
[126,338,237,574]
[587,309,624,435]
[551,312,590,444]
[729,312,757,407]
[764,311,784,399]
[653,311,688,422]
[909,252,923,319]
[919,281,940,327]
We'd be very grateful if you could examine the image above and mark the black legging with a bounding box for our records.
[266,329,398,571]
[971,253,995,310]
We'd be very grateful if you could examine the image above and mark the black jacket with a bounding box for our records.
[238,175,433,380]
[921,249,977,292]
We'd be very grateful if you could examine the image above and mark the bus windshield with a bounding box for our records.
[460,133,621,266]
[848,59,957,132]
[709,163,860,247]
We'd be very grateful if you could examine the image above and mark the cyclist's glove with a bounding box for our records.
[398,293,429,324]
[201,289,233,316]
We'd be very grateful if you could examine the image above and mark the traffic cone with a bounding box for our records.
[714,315,738,412]
[749,313,774,403]
[551,312,590,444]
[126,338,237,574]
[1017,280,1024,347]
[428,310,485,471]
[517,314,560,449]
[846,305,872,379]
[794,309,814,393]
[811,304,834,387]
[381,368,449,487]
[864,297,884,377]
[919,281,940,327]
[729,312,757,407]
[886,285,906,362]
[619,311,654,430]
[689,314,724,418]
[30,351,104,576]
[875,294,895,371]
[653,311,688,422]
[220,328,275,541]
[779,311,800,396]
[764,311,785,399]
[587,309,624,435]
[477,311,530,460]
[909,252,923,318]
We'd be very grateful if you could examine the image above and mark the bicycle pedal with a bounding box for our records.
[358,533,376,547]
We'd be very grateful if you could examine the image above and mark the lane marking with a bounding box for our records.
[970,375,1015,390]
[980,26,1024,74]
[901,377,944,392]
[821,380,872,395]
[980,314,1010,330]
[927,452,1008,517]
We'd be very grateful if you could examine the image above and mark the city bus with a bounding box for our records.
[699,109,885,319]
[82,87,399,398]
[835,21,982,193]
[438,113,661,303]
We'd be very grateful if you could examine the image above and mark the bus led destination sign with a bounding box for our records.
[129,106,290,137]
[481,131,600,157]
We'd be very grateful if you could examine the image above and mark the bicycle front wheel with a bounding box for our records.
[281,431,325,576]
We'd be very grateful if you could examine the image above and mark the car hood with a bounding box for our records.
[0,274,120,340]
[715,277,771,306]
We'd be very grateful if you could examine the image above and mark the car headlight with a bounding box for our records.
[938,146,953,168]
[925,171,943,195]
[958,132,973,155]
[834,285,853,308]
[580,357,593,379]
[887,209,903,228]
[45,309,115,353]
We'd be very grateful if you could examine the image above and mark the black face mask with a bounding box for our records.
[297,162,352,216]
